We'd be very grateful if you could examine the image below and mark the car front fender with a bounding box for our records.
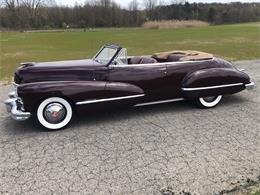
[17,81,144,112]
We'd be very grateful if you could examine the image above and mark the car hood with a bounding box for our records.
[15,59,103,84]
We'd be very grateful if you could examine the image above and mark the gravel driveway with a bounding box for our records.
[0,60,259,195]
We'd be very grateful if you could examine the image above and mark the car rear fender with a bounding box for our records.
[181,68,250,99]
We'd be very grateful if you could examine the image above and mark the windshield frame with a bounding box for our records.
[93,45,122,66]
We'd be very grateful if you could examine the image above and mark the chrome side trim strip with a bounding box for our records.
[182,83,244,91]
[134,98,184,107]
[245,82,255,90]
[76,94,145,105]
[13,82,19,87]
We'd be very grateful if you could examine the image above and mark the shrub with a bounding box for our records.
[142,20,209,29]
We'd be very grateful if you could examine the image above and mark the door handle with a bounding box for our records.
[159,67,167,75]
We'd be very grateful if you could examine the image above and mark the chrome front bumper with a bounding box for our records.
[245,82,255,90]
[4,91,31,121]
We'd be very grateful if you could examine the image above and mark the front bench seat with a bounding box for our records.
[129,57,158,64]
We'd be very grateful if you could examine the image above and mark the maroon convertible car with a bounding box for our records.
[5,44,254,130]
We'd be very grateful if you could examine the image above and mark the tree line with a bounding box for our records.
[0,0,259,30]
[152,2,260,24]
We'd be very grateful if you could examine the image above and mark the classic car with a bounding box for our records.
[5,44,254,130]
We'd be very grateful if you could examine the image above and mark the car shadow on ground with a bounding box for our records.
[1,94,248,135]
[72,94,248,129]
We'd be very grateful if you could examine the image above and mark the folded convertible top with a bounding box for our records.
[153,50,214,62]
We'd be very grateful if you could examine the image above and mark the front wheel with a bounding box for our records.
[36,97,73,130]
[196,95,223,108]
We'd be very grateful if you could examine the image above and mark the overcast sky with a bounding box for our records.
[55,0,259,7]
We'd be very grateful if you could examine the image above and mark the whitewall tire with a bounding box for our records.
[37,97,73,130]
[197,95,223,108]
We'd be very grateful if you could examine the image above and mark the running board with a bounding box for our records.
[134,98,185,107]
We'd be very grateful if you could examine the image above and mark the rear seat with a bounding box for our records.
[129,57,158,64]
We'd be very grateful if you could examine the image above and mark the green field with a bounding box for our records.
[0,22,259,82]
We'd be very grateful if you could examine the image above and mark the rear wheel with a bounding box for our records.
[36,97,73,130]
[196,95,223,108]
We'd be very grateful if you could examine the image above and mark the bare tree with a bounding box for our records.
[129,0,138,11]
[143,0,157,20]
[99,0,111,8]
[85,0,98,7]
[143,0,157,11]
[1,0,21,27]
[129,0,139,26]
[2,0,20,11]
[19,0,53,26]
[21,0,49,16]
[171,0,185,5]
[0,0,6,7]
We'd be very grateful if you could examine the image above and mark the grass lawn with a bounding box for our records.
[0,22,259,82]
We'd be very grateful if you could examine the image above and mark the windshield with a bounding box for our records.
[94,47,118,64]
[114,48,128,65]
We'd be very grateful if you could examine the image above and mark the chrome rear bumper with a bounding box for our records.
[245,82,255,90]
[4,91,31,121]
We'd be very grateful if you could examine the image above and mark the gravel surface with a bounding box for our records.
[0,60,259,195]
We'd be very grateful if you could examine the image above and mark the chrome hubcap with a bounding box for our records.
[203,96,217,103]
[44,103,66,124]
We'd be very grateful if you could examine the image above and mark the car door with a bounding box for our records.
[108,63,168,102]
[165,61,208,98]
